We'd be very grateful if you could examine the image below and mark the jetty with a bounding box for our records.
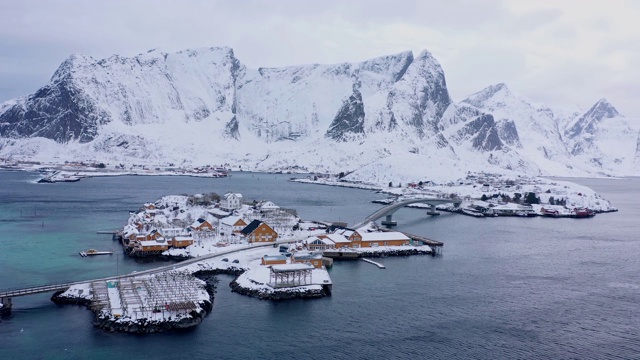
[361,258,385,269]
[79,250,113,257]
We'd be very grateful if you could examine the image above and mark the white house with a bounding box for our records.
[258,201,280,211]
[219,215,248,235]
[220,192,243,211]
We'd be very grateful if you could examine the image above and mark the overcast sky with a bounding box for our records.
[1,0,638,116]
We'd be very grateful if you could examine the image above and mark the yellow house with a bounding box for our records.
[348,230,410,248]
[241,220,278,243]
[171,235,194,248]
[136,239,169,252]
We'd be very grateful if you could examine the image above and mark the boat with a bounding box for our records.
[459,207,485,218]
[79,249,113,257]
[570,207,596,218]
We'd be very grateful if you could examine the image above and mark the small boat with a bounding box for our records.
[460,207,485,218]
[79,249,113,257]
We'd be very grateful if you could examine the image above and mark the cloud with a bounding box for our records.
[0,0,639,117]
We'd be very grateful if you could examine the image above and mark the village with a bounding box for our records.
[296,171,619,218]
[48,191,437,332]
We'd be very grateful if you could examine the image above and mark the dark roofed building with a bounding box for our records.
[241,220,278,243]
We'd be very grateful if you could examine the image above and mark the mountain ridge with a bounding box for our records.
[1,46,639,183]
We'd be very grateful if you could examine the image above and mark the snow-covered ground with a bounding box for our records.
[295,171,618,213]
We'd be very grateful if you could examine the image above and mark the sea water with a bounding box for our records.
[0,171,639,359]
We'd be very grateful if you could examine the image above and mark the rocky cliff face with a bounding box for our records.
[325,86,366,142]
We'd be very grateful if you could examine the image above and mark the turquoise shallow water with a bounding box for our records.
[1,172,639,359]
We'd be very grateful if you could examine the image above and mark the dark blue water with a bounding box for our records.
[1,172,639,359]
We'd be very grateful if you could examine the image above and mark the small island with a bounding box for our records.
[54,191,437,333]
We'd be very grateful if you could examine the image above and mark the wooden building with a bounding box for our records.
[349,231,411,248]
[307,236,335,251]
[191,218,214,231]
[171,235,194,248]
[241,220,278,243]
[135,239,169,252]
[291,253,323,268]
[261,255,288,266]
[219,216,248,234]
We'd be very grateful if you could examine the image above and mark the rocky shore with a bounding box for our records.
[229,279,328,300]
[51,280,216,334]
[356,248,434,257]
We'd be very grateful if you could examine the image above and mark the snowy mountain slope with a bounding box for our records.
[461,83,582,175]
[564,99,640,173]
[0,46,638,183]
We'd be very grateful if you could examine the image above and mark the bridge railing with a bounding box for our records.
[0,283,76,298]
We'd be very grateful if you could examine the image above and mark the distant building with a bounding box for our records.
[143,203,156,210]
[241,220,278,243]
[258,201,280,211]
[220,192,243,211]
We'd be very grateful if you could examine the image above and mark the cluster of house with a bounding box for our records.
[308,227,412,250]
[259,227,413,270]
[120,192,281,256]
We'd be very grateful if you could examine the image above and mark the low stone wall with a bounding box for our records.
[357,248,433,258]
[51,289,92,308]
[93,306,209,334]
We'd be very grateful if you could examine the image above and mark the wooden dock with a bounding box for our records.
[361,258,385,269]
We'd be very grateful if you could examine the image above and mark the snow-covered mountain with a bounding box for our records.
[0,46,638,183]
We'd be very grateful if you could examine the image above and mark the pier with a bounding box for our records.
[361,258,385,269]
[401,231,443,254]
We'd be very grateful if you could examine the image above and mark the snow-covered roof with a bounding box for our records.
[334,229,354,237]
[263,255,287,261]
[271,264,315,272]
[308,237,334,245]
[224,192,242,199]
[323,233,351,243]
[139,239,168,246]
[191,218,210,228]
[357,231,410,242]
[259,201,280,210]
[293,253,323,261]
[208,208,230,217]
[220,215,244,226]
[173,236,194,241]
